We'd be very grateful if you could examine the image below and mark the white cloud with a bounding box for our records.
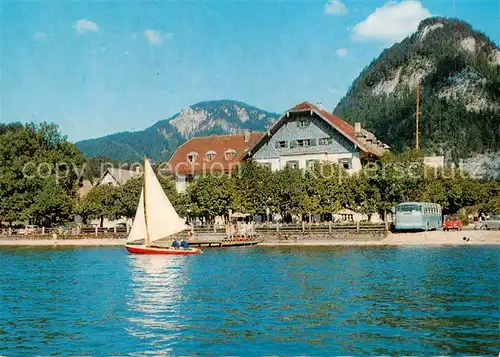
[33,32,46,41]
[336,48,348,57]
[144,30,162,45]
[324,0,347,15]
[73,19,99,34]
[352,1,431,43]
[144,30,174,46]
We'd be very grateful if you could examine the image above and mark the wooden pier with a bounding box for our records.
[187,239,261,248]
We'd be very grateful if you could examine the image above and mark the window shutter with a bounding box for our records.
[290,140,297,148]
[275,141,281,149]
[328,137,333,145]
[310,138,317,146]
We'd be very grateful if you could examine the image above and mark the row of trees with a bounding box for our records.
[1,123,498,227]
[76,150,499,225]
[183,152,498,223]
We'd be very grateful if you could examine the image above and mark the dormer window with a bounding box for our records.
[187,152,198,163]
[225,149,237,161]
[206,150,216,162]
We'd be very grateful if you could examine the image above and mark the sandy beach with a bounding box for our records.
[0,230,499,247]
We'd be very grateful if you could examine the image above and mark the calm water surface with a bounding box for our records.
[1,246,499,355]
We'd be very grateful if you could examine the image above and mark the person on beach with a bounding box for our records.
[171,239,180,248]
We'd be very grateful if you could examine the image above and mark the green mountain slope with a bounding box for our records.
[76,100,279,162]
[334,17,500,164]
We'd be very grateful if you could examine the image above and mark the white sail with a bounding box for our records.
[126,159,189,245]
[126,189,147,243]
[143,159,189,243]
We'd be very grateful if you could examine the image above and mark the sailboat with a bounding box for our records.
[125,157,202,255]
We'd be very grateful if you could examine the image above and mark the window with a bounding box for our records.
[184,174,194,183]
[286,160,299,169]
[187,152,198,163]
[290,139,317,147]
[260,162,272,170]
[224,149,236,161]
[306,159,319,170]
[319,137,333,146]
[338,158,352,170]
[297,120,309,128]
[275,141,288,149]
[397,204,422,213]
[206,150,216,162]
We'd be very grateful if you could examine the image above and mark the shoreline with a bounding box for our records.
[0,231,499,247]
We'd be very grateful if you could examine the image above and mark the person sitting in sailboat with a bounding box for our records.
[180,239,189,250]
[172,239,180,249]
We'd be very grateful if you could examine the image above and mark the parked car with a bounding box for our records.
[18,225,40,235]
[443,216,463,231]
[480,215,500,230]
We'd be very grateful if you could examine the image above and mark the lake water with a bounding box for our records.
[1,246,499,355]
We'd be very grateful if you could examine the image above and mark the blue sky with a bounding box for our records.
[1,0,498,141]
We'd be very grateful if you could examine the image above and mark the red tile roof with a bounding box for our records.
[168,132,264,175]
[289,101,387,156]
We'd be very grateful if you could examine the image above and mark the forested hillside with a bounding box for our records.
[334,17,500,164]
[76,100,279,162]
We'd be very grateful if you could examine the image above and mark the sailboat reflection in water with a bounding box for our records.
[126,255,189,351]
[125,157,202,255]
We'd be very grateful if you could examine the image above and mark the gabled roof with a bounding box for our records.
[168,132,264,175]
[95,168,138,186]
[248,101,388,157]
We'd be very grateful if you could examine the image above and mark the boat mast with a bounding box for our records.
[143,156,151,247]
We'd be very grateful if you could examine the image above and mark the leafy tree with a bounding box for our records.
[235,159,274,215]
[116,178,143,219]
[307,162,351,216]
[75,185,120,226]
[186,174,241,221]
[30,179,72,226]
[0,122,84,226]
[272,167,306,221]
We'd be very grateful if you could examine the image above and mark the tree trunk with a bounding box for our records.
[100,216,104,228]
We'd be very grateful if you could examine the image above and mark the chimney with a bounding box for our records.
[316,101,323,110]
[244,129,251,143]
[354,122,362,136]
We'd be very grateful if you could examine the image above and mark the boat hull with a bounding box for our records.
[125,245,202,255]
